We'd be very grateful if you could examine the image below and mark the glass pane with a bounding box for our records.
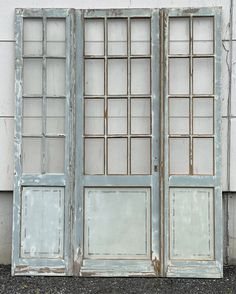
[131,138,151,174]
[23,59,42,95]
[193,58,213,95]
[84,99,104,135]
[169,58,189,95]
[169,98,189,135]
[45,137,65,173]
[22,137,41,173]
[169,18,189,54]
[193,98,213,134]
[193,138,213,175]
[131,98,151,135]
[131,19,150,55]
[85,19,104,56]
[84,138,104,174]
[169,138,189,174]
[47,59,66,96]
[108,19,127,55]
[107,138,127,174]
[85,59,104,95]
[131,59,150,95]
[24,19,43,55]
[46,98,65,134]
[193,17,214,54]
[23,98,42,135]
[47,19,66,56]
[108,59,127,95]
[108,99,127,135]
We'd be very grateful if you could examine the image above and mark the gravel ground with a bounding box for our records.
[0,265,236,294]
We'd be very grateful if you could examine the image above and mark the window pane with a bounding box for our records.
[84,99,104,135]
[108,59,127,95]
[45,137,65,173]
[131,59,150,95]
[23,59,42,95]
[193,17,214,54]
[107,138,127,174]
[131,19,150,55]
[193,58,213,95]
[108,19,127,56]
[169,58,189,95]
[131,98,151,135]
[46,98,65,134]
[24,19,43,55]
[23,98,42,135]
[169,98,189,135]
[85,19,104,56]
[193,138,213,175]
[85,59,104,95]
[193,98,214,135]
[131,138,151,174]
[169,18,189,54]
[169,138,189,174]
[22,137,42,173]
[108,99,127,135]
[84,138,104,175]
[47,59,66,96]
[47,19,66,56]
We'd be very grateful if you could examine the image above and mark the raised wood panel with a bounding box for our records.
[170,188,214,260]
[20,187,64,259]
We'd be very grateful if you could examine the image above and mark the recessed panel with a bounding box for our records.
[108,59,127,95]
[169,18,189,54]
[131,98,151,135]
[131,59,150,95]
[193,138,214,175]
[46,59,66,96]
[169,58,189,95]
[23,59,42,95]
[22,137,42,174]
[131,138,151,174]
[107,138,127,174]
[24,19,43,55]
[193,58,214,95]
[193,17,214,54]
[169,98,189,135]
[108,99,127,135]
[85,59,104,95]
[21,187,64,258]
[169,138,189,174]
[108,19,127,55]
[170,188,214,260]
[84,19,104,56]
[85,99,104,135]
[131,19,150,55]
[45,137,65,173]
[84,188,150,258]
[46,98,65,135]
[84,138,104,175]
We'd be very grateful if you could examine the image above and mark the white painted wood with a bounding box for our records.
[230,119,236,191]
[0,43,14,116]
[84,187,150,259]
[222,41,229,117]
[231,41,236,116]
[170,188,214,260]
[0,192,12,264]
[222,118,228,191]
[0,118,14,190]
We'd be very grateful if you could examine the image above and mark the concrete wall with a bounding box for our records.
[0,0,235,264]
